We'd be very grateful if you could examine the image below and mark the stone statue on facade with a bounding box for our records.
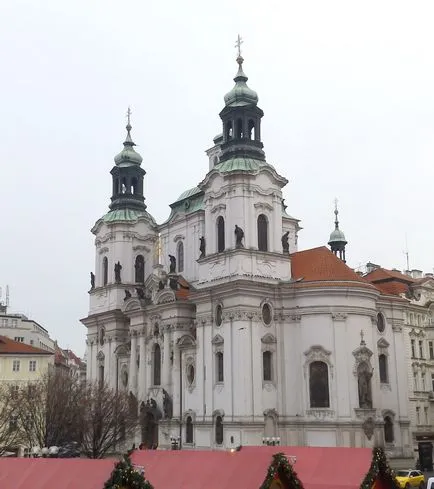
[124,289,132,301]
[234,225,244,248]
[90,272,95,289]
[199,236,206,258]
[358,367,373,409]
[136,288,145,300]
[162,389,173,419]
[114,261,122,283]
[281,231,290,253]
[168,255,176,274]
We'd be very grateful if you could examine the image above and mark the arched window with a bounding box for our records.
[263,351,272,381]
[379,354,388,383]
[186,416,193,444]
[225,121,233,141]
[257,214,268,251]
[384,416,394,443]
[103,257,108,286]
[236,118,243,139]
[135,255,145,283]
[248,119,255,140]
[121,177,127,194]
[131,177,138,194]
[377,313,385,333]
[309,361,330,408]
[217,216,225,253]
[153,344,161,386]
[215,416,223,445]
[216,352,224,382]
[177,241,184,273]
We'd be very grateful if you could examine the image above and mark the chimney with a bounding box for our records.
[425,273,434,279]
[411,269,423,279]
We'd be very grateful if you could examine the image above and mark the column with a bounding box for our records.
[163,326,171,387]
[137,332,146,401]
[129,332,138,394]
[172,345,181,419]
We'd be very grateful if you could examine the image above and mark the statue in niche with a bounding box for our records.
[124,289,132,301]
[168,255,176,274]
[358,364,373,409]
[135,288,145,300]
[114,261,122,283]
[281,231,290,253]
[162,389,173,419]
[199,236,206,258]
[158,280,165,290]
[90,272,95,289]
[234,225,244,248]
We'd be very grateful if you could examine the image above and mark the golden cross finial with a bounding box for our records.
[126,106,132,126]
[235,34,243,57]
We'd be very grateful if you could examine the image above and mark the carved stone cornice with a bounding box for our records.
[392,319,404,333]
[331,312,347,321]
[98,246,109,255]
[305,409,335,420]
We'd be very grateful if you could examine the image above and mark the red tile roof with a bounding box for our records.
[175,276,192,300]
[290,247,373,287]
[0,336,53,355]
[364,268,415,284]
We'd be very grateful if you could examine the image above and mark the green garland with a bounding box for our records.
[103,454,154,489]
[260,452,305,489]
[359,447,400,489]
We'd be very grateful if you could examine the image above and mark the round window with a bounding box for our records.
[377,313,385,333]
[215,305,223,326]
[99,328,105,346]
[187,364,195,385]
[262,303,272,325]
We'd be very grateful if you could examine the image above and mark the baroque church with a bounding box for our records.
[82,49,412,458]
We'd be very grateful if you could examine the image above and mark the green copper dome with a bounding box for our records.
[224,56,258,108]
[329,228,347,243]
[114,123,143,167]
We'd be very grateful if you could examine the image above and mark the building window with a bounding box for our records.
[29,360,36,372]
[12,360,20,372]
[379,354,388,383]
[376,313,385,333]
[11,319,17,327]
[9,415,18,432]
[309,361,330,408]
[216,352,224,382]
[425,407,429,425]
[263,351,272,382]
[14,337,24,343]
[429,341,434,360]
[215,416,223,445]
[153,344,161,386]
[384,416,394,443]
[103,257,108,285]
[99,327,105,346]
[411,339,416,358]
[98,365,104,387]
[30,340,34,345]
[419,340,424,359]
[262,303,272,325]
[186,416,193,444]
[215,304,223,327]
[1,318,7,327]
[422,372,426,391]
[257,214,268,252]
[177,242,184,273]
[134,255,145,283]
[414,371,418,391]
[416,406,421,425]
[217,216,225,253]
[431,373,434,392]
[186,364,195,385]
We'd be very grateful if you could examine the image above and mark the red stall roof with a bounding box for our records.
[131,446,373,489]
[0,458,116,489]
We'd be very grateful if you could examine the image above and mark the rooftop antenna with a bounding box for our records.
[6,285,9,307]
[404,234,410,271]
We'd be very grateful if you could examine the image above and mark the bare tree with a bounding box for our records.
[14,369,85,449]
[81,382,138,459]
[0,384,22,455]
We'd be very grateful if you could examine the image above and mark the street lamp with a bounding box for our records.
[262,437,281,446]
[170,436,180,450]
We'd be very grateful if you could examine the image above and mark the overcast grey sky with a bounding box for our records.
[1,0,433,355]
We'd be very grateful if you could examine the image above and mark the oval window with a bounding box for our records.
[377,313,385,333]
[187,364,195,385]
[262,304,272,325]
[216,305,223,326]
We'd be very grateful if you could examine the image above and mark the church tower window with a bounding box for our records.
[177,241,184,273]
[263,351,272,381]
[216,352,224,382]
[103,257,108,286]
[309,361,330,408]
[135,255,145,283]
[185,416,193,444]
[257,214,268,251]
[153,344,161,386]
[379,354,388,383]
[215,416,223,445]
[217,216,225,253]
[384,416,394,443]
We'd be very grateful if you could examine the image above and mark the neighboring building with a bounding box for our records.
[0,335,54,384]
[0,308,55,352]
[82,52,412,458]
[364,267,434,453]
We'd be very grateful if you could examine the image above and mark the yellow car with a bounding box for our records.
[395,469,425,488]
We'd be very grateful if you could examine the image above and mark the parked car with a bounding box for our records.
[395,469,425,489]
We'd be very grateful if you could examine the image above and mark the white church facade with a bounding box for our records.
[82,52,412,458]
